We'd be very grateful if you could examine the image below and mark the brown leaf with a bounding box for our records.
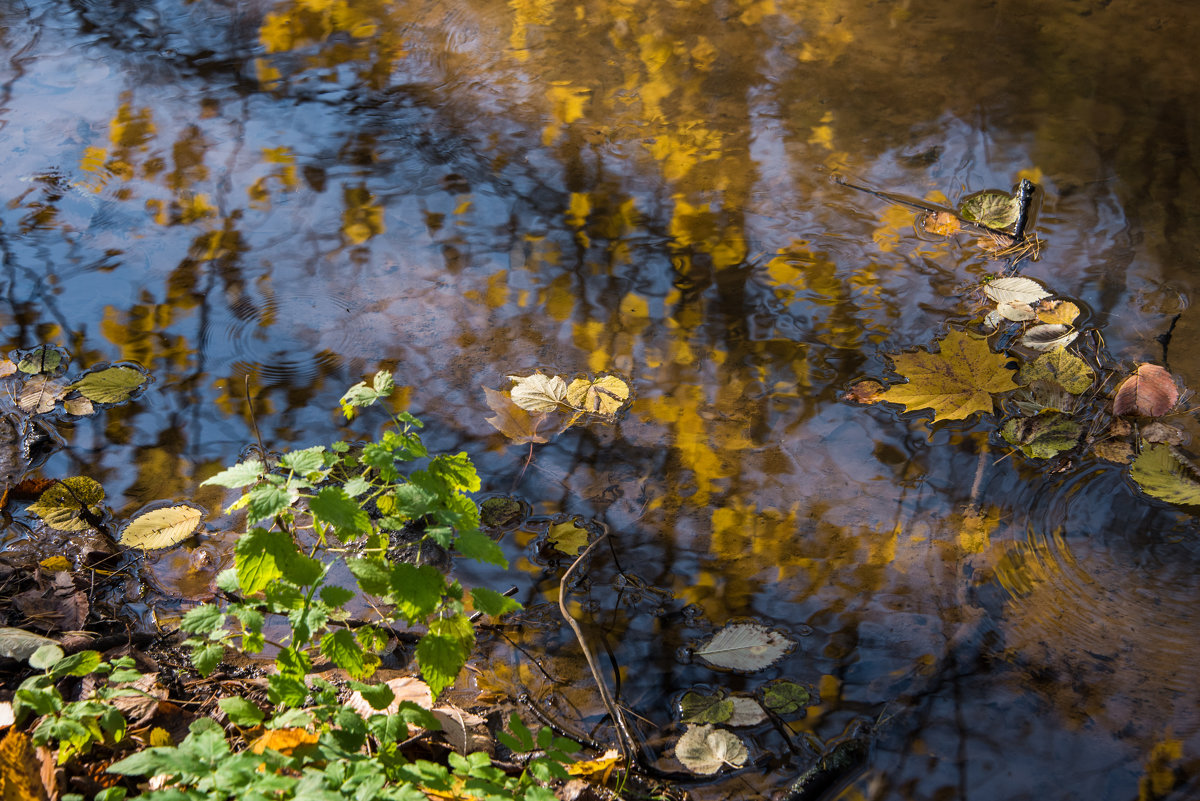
[482,386,550,444]
[1092,440,1134,464]
[1113,364,1179,417]
[0,730,51,801]
[842,380,884,404]
[1142,421,1186,446]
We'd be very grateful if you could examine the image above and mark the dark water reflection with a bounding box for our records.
[4,0,1200,797]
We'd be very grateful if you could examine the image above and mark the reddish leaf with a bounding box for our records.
[1112,364,1179,417]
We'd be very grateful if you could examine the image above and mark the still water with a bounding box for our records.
[3,0,1200,797]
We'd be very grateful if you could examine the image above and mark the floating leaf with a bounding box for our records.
[61,394,95,416]
[726,697,767,727]
[0,360,16,378]
[17,375,67,414]
[680,690,734,724]
[548,518,590,555]
[39,556,71,572]
[674,724,748,775]
[567,749,623,781]
[0,627,59,660]
[842,380,883,404]
[1130,444,1200,505]
[1113,364,1179,417]
[982,277,1051,305]
[1092,439,1134,464]
[694,621,795,672]
[758,679,815,715]
[119,503,205,550]
[1019,324,1078,351]
[1142,421,1186,446]
[507,372,567,413]
[566,374,631,416]
[17,345,65,375]
[482,386,550,444]
[879,329,1018,422]
[920,211,961,236]
[1035,299,1081,326]
[28,477,105,532]
[960,190,1020,228]
[1018,350,1095,395]
[996,300,1036,322]
[69,363,149,404]
[1001,411,1082,459]
[982,309,1003,331]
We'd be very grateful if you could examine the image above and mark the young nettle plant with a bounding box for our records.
[183,370,521,699]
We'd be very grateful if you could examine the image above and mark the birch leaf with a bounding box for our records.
[507,373,567,413]
[878,330,1017,422]
[674,724,748,775]
[566,374,631,416]
[548,518,590,555]
[1113,364,1179,417]
[119,503,205,550]
[679,690,734,724]
[983,277,1050,305]
[16,345,66,375]
[694,622,794,672]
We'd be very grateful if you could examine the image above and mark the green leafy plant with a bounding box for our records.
[13,374,581,800]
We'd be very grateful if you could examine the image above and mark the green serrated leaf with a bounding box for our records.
[389,563,447,623]
[319,585,356,608]
[309,486,371,534]
[181,604,226,636]
[280,446,328,474]
[416,616,475,698]
[235,527,297,595]
[428,452,481,494]
[469,587,521,618]
[188,640,225,676]
[321,629,372,680]
[202,460,265,489]
[219,697,265,726]
[244,484,292,524]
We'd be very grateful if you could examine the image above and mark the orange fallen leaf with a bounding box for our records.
[249,727,319,755]
[1113,364,1179,417]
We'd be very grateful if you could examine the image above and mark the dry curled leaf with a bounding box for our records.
[1019,324,1078,351]
[843,379,884,404]
[996,300,1036,322]
[482,386,550,444]
[1035,299,1081,326]
[674,724,748,775]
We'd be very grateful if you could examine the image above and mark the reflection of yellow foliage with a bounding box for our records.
[543,82,592,145]
[646,384,744,505]
[711,501,802,578]
[342,185,385,244]
[111,99,156,149]
[565,191,590,228]
[957,506,1001,554]
[1138,738,1183,801]
[508,0,555,59]
[101,304,193,370]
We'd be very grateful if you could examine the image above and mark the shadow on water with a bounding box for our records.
[3,0,1200,797]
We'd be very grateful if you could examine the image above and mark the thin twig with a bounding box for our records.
[557,533,639,761]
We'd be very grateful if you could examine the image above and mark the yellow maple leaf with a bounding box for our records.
[879,330,1017,421]
[565,375,630,416]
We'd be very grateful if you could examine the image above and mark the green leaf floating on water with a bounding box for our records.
[29,477,105,532]
[1130,444,1200,505]
[959,190,1021,228]
[1001,411,1082,459]
[17,344,66,375]
[69,363,150,404]
[1018,350,1095,395]
[680,690,735,724]
[119,503,205,550]
[758,679,816,715]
